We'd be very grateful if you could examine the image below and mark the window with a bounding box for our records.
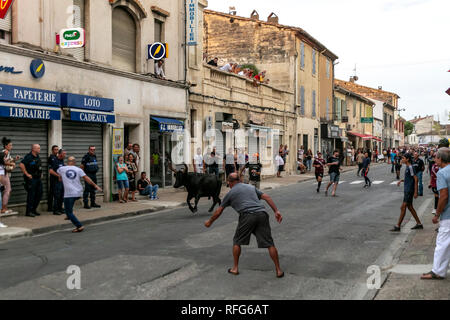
[336,99,341,121]
[312,90,316,117]
[112,7,137,72]
[300,42,305,69]
[190,109,197,138]
[353,101,356,118]
[360,103,362,118]
[326,98,330,121]
[70,0,85,61]
[312,49,316,75]
[154,19,164,43]
[326,59,330,79]
[333,97,338,120]
[0,8,12,44]
[342,100,347,117]
[300,86,305,115]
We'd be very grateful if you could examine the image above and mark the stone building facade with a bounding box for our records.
[202,9,338,160]
[0,0,190,212]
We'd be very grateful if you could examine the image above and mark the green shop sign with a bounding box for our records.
[361,117,374,123]
[63,30,81,41]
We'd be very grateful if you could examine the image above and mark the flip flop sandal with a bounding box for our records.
[228,268,239,276]
[72,227,84,233]
[421,271,445,280]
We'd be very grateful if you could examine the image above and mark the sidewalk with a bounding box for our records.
[0,165,358,242]
[375,203,450,299]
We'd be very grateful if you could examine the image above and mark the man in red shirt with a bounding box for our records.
[313,152,326,193]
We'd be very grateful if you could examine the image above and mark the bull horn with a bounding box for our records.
[168,161,177,173]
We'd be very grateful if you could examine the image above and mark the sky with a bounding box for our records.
[206,0,450,124]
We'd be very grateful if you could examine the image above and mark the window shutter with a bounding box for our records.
[300,86,305,115]
[312,90,316,117]
[312,50,316,75]
[326,98,330,120]
[353,101,356,117]
[337,99,341,120]
[300,42,305,69]
[112,7,136,73]
[0,9,11,31]
[70,0,85,61]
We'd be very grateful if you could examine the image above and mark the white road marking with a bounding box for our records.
[372,181,384,185]
[387,264,450,275]
[391,181,399,185]
[339,181,346,184]
[350,181,364,185]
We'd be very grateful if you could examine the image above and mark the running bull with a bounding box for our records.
[169,163,222,213]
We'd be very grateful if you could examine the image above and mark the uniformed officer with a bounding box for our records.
[47,145,59,212]
[49,149,66,215]
[81,146,101,209]
[19,144,43,217]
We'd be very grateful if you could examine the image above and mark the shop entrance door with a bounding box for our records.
[150,132,175,188]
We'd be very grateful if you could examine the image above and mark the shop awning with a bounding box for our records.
[152,116,184,132]
[70,109,115,123]
[347,131,369,139]
[0,102,61,120]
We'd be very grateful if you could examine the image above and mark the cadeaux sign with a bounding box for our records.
[0,0,14,19]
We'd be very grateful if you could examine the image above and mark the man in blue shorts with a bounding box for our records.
[325,150,342,197]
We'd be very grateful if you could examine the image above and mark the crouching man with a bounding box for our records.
[204,173,284,278]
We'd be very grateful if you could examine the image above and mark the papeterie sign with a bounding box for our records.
[0,83,60,106]
[0,0,14,19]
[186,0,198,46]
[58,28,85,49]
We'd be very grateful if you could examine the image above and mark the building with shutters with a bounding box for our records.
[0,0,190,212]
[202,9,338,161]
[187,2,296,177]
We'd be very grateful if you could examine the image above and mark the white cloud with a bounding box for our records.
[206,0,450,123]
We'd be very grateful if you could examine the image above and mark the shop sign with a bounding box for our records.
[70,110,115,124]
[0,0,14,19]
[0,104,60,120]
[61,93,114,112]
[58,28,85,49]
[329,125,340,138]
[159,123,183,132]
[30,59,45,79]
[147,42,168,60]
[0,83,60,106]
[186,0,198,46]
[361,117,374,123]
[112,128,124,155]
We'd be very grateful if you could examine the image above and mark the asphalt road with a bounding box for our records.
[0,162,433,300]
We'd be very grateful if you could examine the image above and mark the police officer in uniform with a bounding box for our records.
[19,144,43,217]
[49,149,66,215]
[47,145,59,212]
[81,146,101,209]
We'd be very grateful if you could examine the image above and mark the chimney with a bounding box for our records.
[250,10,259,20]
[378,86,382,90]
[267,12,279,24]
[349,76,354,83]
[229,6,237,15]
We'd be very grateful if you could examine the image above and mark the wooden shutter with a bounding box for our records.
[300,42,305,69]
[112,7,136,73]
[71,0,85,61]
[312,90,316,117]
[300,86,305,115]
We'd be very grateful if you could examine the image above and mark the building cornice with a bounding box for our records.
[0,44,189,90]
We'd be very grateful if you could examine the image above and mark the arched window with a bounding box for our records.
[112,7,137,72]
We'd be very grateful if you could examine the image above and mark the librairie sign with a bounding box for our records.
[0,83,60,106]
[58,28,85,49]
[61,93,114,112]
[0,0,14,19]
[0,103,61,120]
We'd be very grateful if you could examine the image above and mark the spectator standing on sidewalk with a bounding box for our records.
[390,153,423,232]
[421,147,450,280]
[429,153,439,214]
[58,156,102,233]
[19,144,43,218]
[47,145,59,212]
[81,146,101,209]
[124,143,133,158]
[115,156,129,203]
[305,149,313,171]
[208,151,220,177]
[130,144,141,170]
[390,149,397,173]
[224,148,237,180]
[193,148,204,174]
[413,151,425,196]
[0,137,20,215]
[48,149,66,215]
[126,153,138,202]
[275,151,284,178]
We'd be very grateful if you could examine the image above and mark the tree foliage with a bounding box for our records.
[404,121,414,136]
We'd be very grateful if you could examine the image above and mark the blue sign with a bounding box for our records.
[0,104,61,120]
[0,65,23,75]
[0,83,60,106]
[30,59,45,79]
[61,93,114,112]
[148,42,166,60]
[70,110,115,124]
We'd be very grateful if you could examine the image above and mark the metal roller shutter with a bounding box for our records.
[0,118,48,205]
[62,121,103,188]
[71,0,85,61]
[0,10,11,31]
[248,128,258,159]
[214,130,224,172]
[112,7,136,72]
[273,133,280,173]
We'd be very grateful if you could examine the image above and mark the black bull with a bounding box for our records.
[170,164,222,213]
